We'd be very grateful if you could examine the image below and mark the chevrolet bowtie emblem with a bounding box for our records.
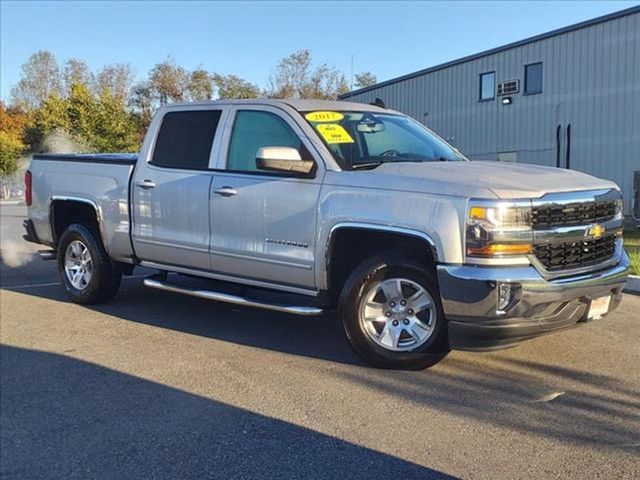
[587,224,606,238]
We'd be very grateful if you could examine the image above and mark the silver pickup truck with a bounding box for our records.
[23,99,629,369]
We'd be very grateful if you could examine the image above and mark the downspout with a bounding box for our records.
[565,123,571,169]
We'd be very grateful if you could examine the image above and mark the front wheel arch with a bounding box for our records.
[325,225,439,301]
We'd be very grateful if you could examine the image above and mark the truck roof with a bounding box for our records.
[166,98,390,113]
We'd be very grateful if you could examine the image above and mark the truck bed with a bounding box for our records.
[31,153,138,165]
[28,153,138,263]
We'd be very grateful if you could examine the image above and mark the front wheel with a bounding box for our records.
[338,251,449,369]
[57,223,121,304]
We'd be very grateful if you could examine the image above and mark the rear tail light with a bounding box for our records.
[25,170,32,206]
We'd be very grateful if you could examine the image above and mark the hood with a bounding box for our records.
[332,161,619,199]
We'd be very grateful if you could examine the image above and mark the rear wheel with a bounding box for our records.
[57,224,121,304]
[339,251,449,369]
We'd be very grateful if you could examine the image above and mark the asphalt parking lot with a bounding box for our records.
[1,204,639,479]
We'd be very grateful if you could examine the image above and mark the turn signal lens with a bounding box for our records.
[466,243,532,256]
[469,206,487,220]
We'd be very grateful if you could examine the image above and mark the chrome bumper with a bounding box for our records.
[437,250,630,351]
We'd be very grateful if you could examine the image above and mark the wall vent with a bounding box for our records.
[497,79,519,96]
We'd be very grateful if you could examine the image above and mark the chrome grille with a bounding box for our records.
[531,201,618,230]
[533,234,618,271]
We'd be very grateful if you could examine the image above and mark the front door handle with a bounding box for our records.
[136,179,156,189]
[214,186,237,197]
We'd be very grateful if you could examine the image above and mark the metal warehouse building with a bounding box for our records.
[340,6,640,215]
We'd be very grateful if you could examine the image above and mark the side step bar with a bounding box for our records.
[143,278,324,316]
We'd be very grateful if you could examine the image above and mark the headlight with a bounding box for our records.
[614,198,623,219]
[466,201,533,257]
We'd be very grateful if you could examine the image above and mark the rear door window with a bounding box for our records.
[151,110,222,169]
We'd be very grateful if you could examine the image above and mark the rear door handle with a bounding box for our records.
[214,186,237,197]
[136,179,156,189]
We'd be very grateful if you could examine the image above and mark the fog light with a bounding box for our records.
[497,283,514,312]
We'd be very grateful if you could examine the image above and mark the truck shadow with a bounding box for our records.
[0,344,453,479]
[4,279,640,451]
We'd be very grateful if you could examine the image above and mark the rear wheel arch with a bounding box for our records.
[49,197,105,247]
[325,224,439,300]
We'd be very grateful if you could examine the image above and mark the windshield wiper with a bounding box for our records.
[350,157,453,170]
[350,162,384,170]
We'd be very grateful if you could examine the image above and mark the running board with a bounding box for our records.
[143,278,324,316]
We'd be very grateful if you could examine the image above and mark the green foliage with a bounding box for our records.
[25,92,70,150]
[24,86,137,153]
[9,49,375,156]
[0,132,24,177]
[189,69,214,101]
[66,83,98,146]
[149,56,189,105]
[93,90,139,152]
[624,229,640,276]
[213,74,259,99]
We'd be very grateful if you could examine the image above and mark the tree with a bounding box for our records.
[305,64,349,99]
[66,83,99,149]
[266,49,348,100]
[96,63,134,101]
[63,59,95,95]
[93,90,139,152]
[10,51,62,111]
[354,71,377,89]
[24,92,70,151]
[213,74,260,99]
[0,103,27,182]
[130,81,156,135]
[188,69,214,101]
[148,57,189,104]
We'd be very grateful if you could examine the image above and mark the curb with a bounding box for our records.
[624,275,640,294]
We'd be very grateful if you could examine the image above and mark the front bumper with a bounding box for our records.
[437,250,630,351]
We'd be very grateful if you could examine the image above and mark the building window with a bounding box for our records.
[479,72,495,101]
[524,62,543,94]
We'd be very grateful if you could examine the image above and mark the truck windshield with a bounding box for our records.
[303,110,465,170]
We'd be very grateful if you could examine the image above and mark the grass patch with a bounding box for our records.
[624,228,640,276]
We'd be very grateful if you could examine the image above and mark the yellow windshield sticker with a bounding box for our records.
[315,124,354,144]
[305,111,344,122]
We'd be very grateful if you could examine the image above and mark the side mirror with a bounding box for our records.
[255,146,314,175]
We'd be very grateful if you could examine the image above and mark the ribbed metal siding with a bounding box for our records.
[344,12,640,214]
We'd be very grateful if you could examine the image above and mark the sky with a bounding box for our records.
[1,0,638,101]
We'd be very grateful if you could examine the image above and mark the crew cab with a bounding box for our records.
[23,99,630,369]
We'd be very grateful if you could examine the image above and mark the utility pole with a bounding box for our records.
[350,54,354,91]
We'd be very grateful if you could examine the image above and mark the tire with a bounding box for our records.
[57,223,121,304]
[338,250,449,369]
